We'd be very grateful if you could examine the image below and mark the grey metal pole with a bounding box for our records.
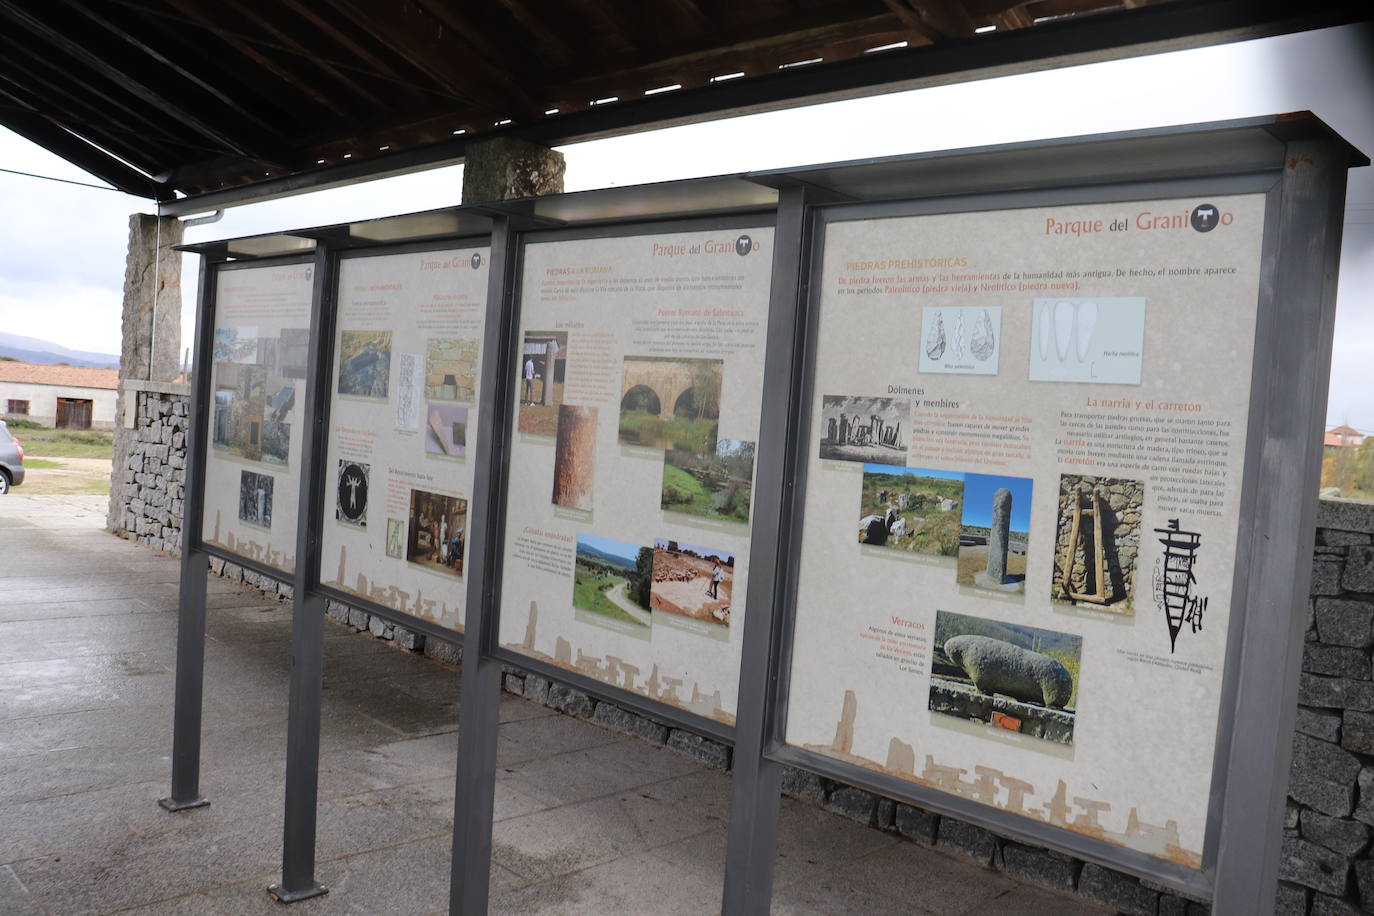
[722,185,817,914]
[1209,139,1350,914]
[450,218,519,916]
[270,244,335,903]
[160,255,215,813]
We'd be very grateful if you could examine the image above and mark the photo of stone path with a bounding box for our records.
[572,534,652,629]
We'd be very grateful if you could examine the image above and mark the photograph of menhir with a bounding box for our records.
[517,331,568,436]
[425,337,478,402]
[661,439,754,523]
[553,405,597,511]
[1051,474,1144,612]
[425,403,468,459]
[238,469,274,529]
[929,610,1081,745]
[337,330,392,399]
[572,535,652,630]
[618,356,722,453]
[406,489,466,577]
[650,539,733,628]
[956,473,1033,594]
[819,395,908,463]
[858,464,962,556]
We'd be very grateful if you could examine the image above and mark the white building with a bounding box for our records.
[0,362,118,429]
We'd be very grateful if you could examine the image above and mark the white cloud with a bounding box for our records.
[0,277,124,354]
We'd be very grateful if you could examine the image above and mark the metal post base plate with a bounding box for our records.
[268,883,328,904]
[157,796,210,812]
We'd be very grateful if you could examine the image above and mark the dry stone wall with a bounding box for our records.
[117,389,188,555]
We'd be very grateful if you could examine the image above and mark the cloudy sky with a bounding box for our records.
[0,23,1369,428]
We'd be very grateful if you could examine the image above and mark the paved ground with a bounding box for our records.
[0,494,1110,915]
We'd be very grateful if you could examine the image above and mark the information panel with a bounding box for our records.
[783,194,1267,869]
[201,261,314,573]
[319,246,489,632]
[498,225,774,723]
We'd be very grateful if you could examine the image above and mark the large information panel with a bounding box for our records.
[201,261,314,573]
[498,225,774,723]
[783,194,1266,869]
[319,247,489,631]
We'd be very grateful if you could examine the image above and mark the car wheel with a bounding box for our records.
[0,472,9,495]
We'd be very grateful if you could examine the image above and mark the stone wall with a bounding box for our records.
[114,387,188,555]
[1279,498,1374,914]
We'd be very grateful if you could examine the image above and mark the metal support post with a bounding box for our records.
[160,256,215,813]
[722,185,817,914]
[1209,139,1349,914]
[450,217,520,916]
[270,244,336,903]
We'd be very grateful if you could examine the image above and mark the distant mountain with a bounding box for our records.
[0,332,119,369]
[575,541,638,573]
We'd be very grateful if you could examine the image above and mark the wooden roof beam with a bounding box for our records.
[215,0,386,109]
[494,0,578,67]
[0,92,166,198]
[62,0,289,141]
[0,0,277,163]
[324,0,537,118]
[157,0,340,117]
[882,0,978,41]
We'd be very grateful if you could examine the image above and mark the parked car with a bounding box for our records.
[0,420,25,494]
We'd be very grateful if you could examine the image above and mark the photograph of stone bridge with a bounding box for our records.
[618,355,722,453]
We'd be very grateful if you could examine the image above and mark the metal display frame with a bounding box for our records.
[723,131,1361,914]
[314,235,496,646]
[163,115,1363,916]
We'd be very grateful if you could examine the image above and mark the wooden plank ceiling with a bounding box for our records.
[0,0,1296,201]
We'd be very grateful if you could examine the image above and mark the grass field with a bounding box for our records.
[7,422,114,459]
[572,569,643,625]
[619,411,717,453]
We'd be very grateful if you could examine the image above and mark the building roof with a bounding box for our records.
[1325,425,1366,448]
[0,362,119,390]
[0,0,1360,213]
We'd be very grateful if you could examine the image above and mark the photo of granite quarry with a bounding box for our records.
[929,610,1081,745]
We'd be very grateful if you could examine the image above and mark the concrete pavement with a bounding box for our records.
[0,493,1110,915]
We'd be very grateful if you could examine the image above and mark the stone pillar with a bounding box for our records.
[107,213,185,534]
[978,488,1013,588]
[461,136,565,204]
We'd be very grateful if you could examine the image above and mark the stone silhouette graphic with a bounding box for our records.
[925,312,946,360]
[943,635,1073,709]
[971,309,996,361]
